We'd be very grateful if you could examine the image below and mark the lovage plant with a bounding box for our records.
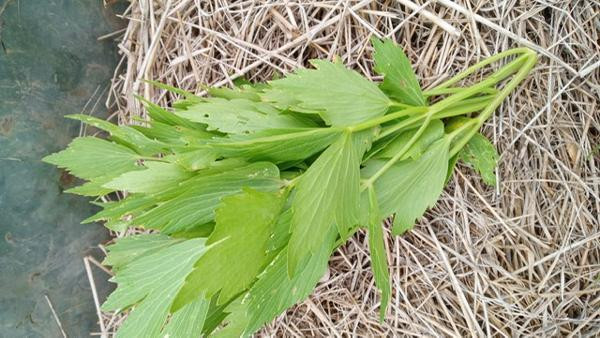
[44,39,536,337]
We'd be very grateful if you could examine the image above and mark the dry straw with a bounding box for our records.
[90,0,600,336]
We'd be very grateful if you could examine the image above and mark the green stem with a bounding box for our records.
[362,111,436,189]
[286,49,537,199]
[430,47,532,91]
[376,113,427,140]
[281,109,427,190]
[424,87,498,97]
[365,50,536,188]
[449,51,537,156]
[428,54,529,114]
[349,106,427,132]
[430,95,496,119]
[283,174,302,190]
[476,53,537,123]
[376,91,496,141]
[336,50,537,247]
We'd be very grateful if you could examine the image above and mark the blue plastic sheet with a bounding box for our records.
[0,0,124,336]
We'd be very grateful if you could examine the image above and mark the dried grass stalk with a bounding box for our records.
[96,0,600,336]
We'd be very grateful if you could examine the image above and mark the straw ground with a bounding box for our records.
[90,0,600,336]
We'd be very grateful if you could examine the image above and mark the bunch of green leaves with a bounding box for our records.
[43,38,536,337]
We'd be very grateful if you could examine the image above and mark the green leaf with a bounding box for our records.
[214,229,337,337]
[267,208,292,253]
[176,98,309,134]
[43,137,140,180]
[260,88,301,111]
[133,162,282,234]
[363,138,450,235]
[103,220,129,232]
[83,159,252,224]
[267,60,390,126]
[211,300,249,338]
[129,122,184,145]
[208,128,341,163]
[65,114,167,155]
[287,131,363,275]
[372,38,426,106]
[171,188,286,311]
[376,119,444,160]
[136,95,202,129]
[102,237,209,338]
[102,233,178,271]
[366,187,390,321]
[145,80,203,102]
[83,194,154,225]
[64,175,116,197]
[170,222,215,239]
[201,296,235,336]
[85,161,278,234]
[104,161,193,194]
[130,122,212,146]
[164,148,218,171]
[459,133,499,186]
[40,40,537,337]
[232,77,253,87]
[162,298,208,338]
[207,86,261,101]
[363,132,402,162]
[445,153,459,184]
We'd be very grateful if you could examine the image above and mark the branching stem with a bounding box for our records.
[287,48,536,196]
[448,51,537,157]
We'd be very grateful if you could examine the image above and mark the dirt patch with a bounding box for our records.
[0,115,14,136]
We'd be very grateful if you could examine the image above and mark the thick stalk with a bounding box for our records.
[427,47,531,91]
[376,57,527,141]
[431,95,496,119]
[428,54,529,113]
[287,49,537,204]
[424,87,498,97]
[349,106,427,132]
[364,51,535,192]
[449,51,538,156]
[337,49,537,250]
[377,94,494,140]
